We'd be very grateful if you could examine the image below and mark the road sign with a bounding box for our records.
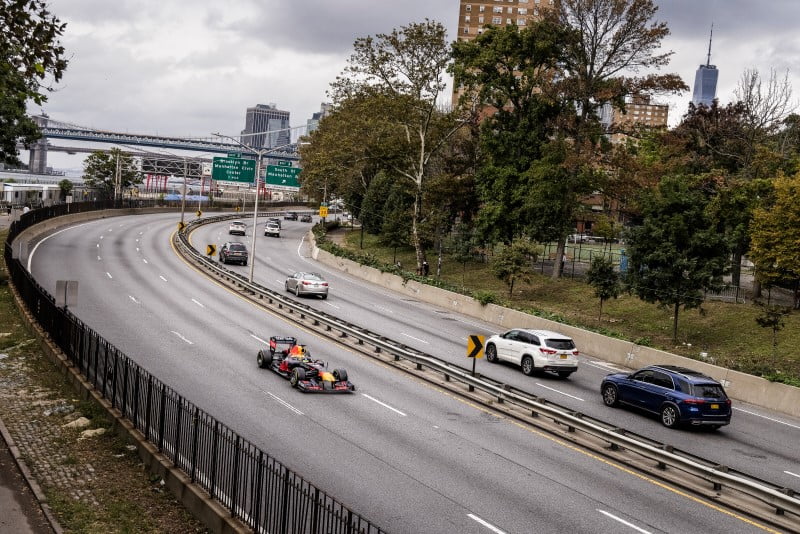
[206,244,216,256]
[196,210,202,217]
[467,335,484,359]
[319,206,328,218]
[227,152,242,158]
[277,160,291,167]
[266,164,301,189]
[212,157,255,183]
[177,221,186,231]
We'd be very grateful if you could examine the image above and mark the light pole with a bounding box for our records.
[212,133,268,283]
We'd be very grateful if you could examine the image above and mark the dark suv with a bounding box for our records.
[219,242,248,266]
[601,365,732,429]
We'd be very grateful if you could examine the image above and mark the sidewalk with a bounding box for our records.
[0,213,59,533]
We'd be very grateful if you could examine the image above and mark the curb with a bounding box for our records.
[0,414,64,534]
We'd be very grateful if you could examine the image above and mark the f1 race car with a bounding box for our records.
[256,336,356,393]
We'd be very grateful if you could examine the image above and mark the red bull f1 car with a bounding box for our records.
[257,336,356,393]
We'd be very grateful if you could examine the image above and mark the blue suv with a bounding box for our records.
[601,365,732,429]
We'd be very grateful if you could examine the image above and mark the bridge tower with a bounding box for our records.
[28,114,50,174]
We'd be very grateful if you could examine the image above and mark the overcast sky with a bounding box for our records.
[27,0,800,171]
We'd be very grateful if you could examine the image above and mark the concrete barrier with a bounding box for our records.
[312,238,800,418]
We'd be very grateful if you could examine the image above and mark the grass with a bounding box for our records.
[1,228,209,533]
[331,228,800,385]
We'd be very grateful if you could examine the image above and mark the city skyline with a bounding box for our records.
[23,0,800,171]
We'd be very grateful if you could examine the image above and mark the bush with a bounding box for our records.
[473,290,501,306]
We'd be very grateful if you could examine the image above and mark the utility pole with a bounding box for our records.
[248,155,262,282]
[180,157,187,225]
[114,152,121,205]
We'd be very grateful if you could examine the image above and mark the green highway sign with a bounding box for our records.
[266,164,301,189]
[212,157,255,183]
[277,160,291,167]
[227,152,242,158]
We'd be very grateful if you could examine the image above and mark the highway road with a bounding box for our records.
[26,211,795,533]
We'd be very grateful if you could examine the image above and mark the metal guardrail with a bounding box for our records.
[178,215,800,527]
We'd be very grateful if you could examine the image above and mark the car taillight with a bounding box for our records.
[302,281,312,285]
[540,348,557,355]
[681,398,704,405]
[572,350,580,355]
[725,399,732,406]
[321,282,328,286]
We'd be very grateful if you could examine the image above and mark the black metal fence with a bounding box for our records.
[3,205,384,534]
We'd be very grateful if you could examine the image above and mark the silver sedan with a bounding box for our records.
[285,272,328,299]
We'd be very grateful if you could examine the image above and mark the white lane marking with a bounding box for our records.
[362,394,407,416]
[97,256,102,261]
[99,235,104,239]
[191,298,205,308]
[106,272,113,279]
[129,295,139,304]
[324,301,340,309]
[467,514,507,534]
[374,305,394,314]
[142,258,148,264]
[401,333,429,344]
[597,510,652,533]
[159,275,168,282]
[785,471,800,479]
[583,360,623,371]
[267,392,304,415]
[107,228,112,232]
[139,231,143,235]
[250,334,269,345]
[535,383,584,402]
[170,331,194,345]
[136,247,140,252]
[734,408,800,430]
[27,221,96,272]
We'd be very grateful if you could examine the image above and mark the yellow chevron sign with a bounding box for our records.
[467,335,484,359]
[206,244,216,256]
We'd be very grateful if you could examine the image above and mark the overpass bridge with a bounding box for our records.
[26,115,303,173]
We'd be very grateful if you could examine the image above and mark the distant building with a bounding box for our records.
[241,104,290,149]
[692,26,719,107]
[306,103,332,134]
[456,0,548,42]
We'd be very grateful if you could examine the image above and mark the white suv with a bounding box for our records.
[264,223,280,237]
[485,329,579,378]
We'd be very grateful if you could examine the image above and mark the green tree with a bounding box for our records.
[82,149,142,200]
[1,1,68,164]
[587,255,621,320]
[447,222,479,288]
[626,175,727,342]
[330,20,466,275]
[754,302,790,357]
[58,178,73,200]
[490,238,539,298]
[749,173,800,309]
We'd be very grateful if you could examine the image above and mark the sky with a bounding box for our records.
[23,0,800,172]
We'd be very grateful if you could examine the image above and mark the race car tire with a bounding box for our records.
[333,368,348,382]
[257,350,272,369]
[290,367,306,387]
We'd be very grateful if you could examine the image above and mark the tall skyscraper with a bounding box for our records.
[241,104,291,149]
[306,103,332,134]
[692,27,719,107]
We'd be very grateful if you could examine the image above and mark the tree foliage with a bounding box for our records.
[490,239,539,298]
[625,175,727,342]
[0,0,68,164]
[586,255,621,320]
[82,149,142,199]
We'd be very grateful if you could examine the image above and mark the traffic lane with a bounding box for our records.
[169,216,800,492]
[27,217,769,533]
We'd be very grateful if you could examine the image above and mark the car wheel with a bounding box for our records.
[601,383,619,407]
[285,282,290,292]
[485,344,498,363]
[660,404,680,428]
[290,367,306,387]
[295,285,300,297]
[521,356,535,376]
[333,368,348,382]
[220,254,226,264]
[321,293,328,300]
[557,371,573,379]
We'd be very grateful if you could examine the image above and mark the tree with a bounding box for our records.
[448,222,480,288]
[542,0,687,279]
[749,173,800,309]
[754,301,790,357]
[330,20,466,275]
[58,178,73,200]
[0,1,68,165]
[82,149,142,199]
[490,239,539,298]
[626,175,727,342]
[586,255,620,320]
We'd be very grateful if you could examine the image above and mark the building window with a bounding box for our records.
[507,6,513,13]
[534,8,539,15]
[517,18,527,25]
[518,8,527,14]
[478,15,484,23]
[479,5,485,12]
[464,15,470,22]
[493,6,502,13]
[492,16,502,24]
[465,4,472,11]
[463,27,470,34]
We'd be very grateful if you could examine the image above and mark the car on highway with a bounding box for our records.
[219,242,248,265]
[264,222,280,237]
[600,365,732,429]
[267,217,281,229]
[256,336,355,393]
[300,213,313,223]
[284,211,298,221]
[228,220,246,235]
[484,329,579,378]
[285,272,328,299]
